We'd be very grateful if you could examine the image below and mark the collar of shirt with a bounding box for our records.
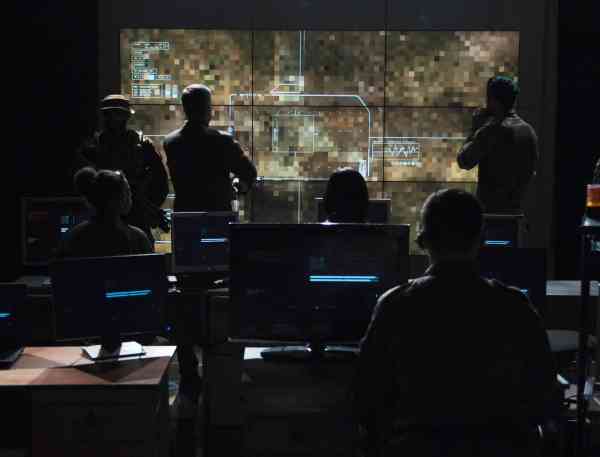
[424,259,480,278]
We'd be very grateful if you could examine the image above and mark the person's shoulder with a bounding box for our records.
[209,128,237,143]
[485,277,538,312]
[127,224,149,239]
[377,277,428,306]
[125,224,153,252]
[67,220,92,238]
[164,127,184,144]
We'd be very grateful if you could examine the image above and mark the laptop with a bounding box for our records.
[0,284,26,368]
[171,211,238,289]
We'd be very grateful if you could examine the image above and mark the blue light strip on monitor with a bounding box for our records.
[106,289,152,299]
[484,240,512,246]
[0,312,11,319]
[309,275,379,283]
[200,238,228,244]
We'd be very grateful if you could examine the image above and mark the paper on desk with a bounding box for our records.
[82,341,145,360]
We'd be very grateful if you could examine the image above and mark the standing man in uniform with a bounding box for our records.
[457,76,538,214]
[73,94,169,242]
[163,84,257,212]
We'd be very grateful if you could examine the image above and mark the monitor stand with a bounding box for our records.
[0,347,24,368]
[260,341,358,362]
[82,340,145,361]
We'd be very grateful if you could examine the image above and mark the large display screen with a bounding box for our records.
[121,30,519,249]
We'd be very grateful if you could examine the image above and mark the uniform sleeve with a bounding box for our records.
[142,139,169,207]
[457,123,494,170]
[513,126,539,202]
[163,138,178,191]
[70,139,97,186]
[227,139,257,189]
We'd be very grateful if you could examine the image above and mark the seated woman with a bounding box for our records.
[61,167,153,257]
[323,167,369,223]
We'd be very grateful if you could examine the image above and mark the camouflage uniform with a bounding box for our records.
[74,129,169,240]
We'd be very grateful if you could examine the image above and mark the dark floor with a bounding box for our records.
[166,349,600,457]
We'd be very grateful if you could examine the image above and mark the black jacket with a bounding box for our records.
[74,129,169,235]
[355,260,555,454]
[163,122,257,212]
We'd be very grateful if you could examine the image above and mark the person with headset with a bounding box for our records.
[355,188,556,456]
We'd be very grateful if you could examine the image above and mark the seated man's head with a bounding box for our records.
[100,94,134,134]
[417,189,483,262]
[75,167,132,219]
[182,84,212,125]
[324,167,369,223]
[486,76,519,117]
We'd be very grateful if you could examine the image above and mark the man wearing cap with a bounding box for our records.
[457,76,538,214]
[163,84,257,212]
[73,94,169,241]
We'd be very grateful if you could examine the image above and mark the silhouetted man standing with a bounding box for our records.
[458,76,538,214]
[163,84,256,406]
[163,84,257,212]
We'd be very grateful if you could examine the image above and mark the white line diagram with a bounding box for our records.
[224,31,467,178]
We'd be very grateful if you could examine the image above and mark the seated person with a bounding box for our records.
[323,167,369,223]
[355,188,556,457]
[60,167,153,257]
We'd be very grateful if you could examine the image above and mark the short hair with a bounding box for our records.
[487,76,519,111]
[419,189,483,252]
[324,167,369,223]
[181,84,212,118]
[74,167,127,214]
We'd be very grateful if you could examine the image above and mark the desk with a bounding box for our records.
[202,343,358,457]
[0,346,176,457]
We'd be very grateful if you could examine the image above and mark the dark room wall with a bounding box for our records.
[554,1,599,278]
[9,3,98,280]
[7,1,596,280]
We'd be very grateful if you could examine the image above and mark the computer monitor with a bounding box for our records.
[21,197,93,266]
[0,284,26,367]
[50,254,167,359]
[171,211,238,273]
[482,214,526,248]
[478,247,547,316]
[229,223,410,358]
[315,197,391,223]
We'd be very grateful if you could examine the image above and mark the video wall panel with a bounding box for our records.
[121,29,519,250]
